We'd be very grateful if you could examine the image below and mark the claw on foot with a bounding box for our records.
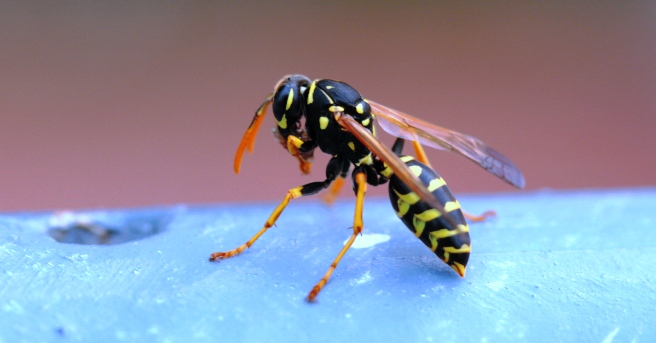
[306,286,321,303]
[209,252,229,262]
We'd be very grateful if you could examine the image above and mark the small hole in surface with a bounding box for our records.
[47,211,169,245]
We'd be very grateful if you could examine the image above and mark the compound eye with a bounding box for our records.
[272,84,304,135]
[300,83,309,95]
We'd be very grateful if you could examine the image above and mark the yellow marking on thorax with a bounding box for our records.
[361,117,370,127]
[285,89,294,110]
[400,156,414,163]
[320,116,330,130]
[357,153,373,166]
[329,105,344,112]
[427,178,446,192]
[278,114,287,129]
[356,102,365,114]
[320,89,334,104]
[307,81,317,104]
[347,141,356,151]
[444,200,461,213]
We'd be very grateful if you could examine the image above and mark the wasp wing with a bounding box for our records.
[368,100,525,189]
[336,113,458,228]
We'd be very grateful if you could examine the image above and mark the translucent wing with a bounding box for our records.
[368,100,525,188]
[335,113,458,228]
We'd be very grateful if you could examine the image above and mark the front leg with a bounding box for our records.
[323,159,350,204]
[286,135,317,174]
[209,156,346,261]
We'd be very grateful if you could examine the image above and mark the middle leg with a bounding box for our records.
[323,158,351,204]
[209,156,348,261]
[307,169,367,302]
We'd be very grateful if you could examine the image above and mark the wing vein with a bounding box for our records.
[369,100,525,188]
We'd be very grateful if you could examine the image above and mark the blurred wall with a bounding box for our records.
[1,1,655,211]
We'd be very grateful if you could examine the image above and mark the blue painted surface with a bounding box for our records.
[1,188,655,342]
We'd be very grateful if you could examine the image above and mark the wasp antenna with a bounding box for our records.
[233,96,273,174]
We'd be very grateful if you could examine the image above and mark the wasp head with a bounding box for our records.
[272,74,311,139]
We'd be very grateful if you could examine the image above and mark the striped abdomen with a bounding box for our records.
[388,156,471,277]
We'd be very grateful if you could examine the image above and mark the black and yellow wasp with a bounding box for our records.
[210,74,525,302]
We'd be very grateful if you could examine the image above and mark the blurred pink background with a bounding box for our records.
[1,2,654,212]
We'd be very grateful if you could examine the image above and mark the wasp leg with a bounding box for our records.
[209,183,326,261]
[463,210,496,222]
[323,160,350,204]
[209,181,332,261]
[209,186,300,261]
[411,140,432,168]
[322,177,345,204]
[210,156,347,261]
[391,136,432,167]
[307,170,367,302]
[286,135,316,174]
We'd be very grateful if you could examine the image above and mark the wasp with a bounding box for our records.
[210,74,525,302]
